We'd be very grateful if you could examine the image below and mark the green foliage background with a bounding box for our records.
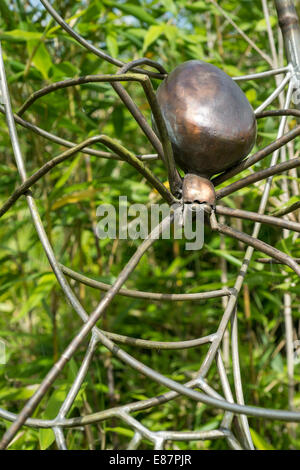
[0,0,300,450]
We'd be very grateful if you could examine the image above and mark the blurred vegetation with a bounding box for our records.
[0,0,300,450]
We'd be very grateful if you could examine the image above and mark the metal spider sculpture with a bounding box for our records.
[0,0,300,450]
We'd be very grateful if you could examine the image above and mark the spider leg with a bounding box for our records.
[37,1,181,191]
[272,200,300,217]
[0,104,158,161]
[216,155,300,199]
[0,104,157,161]
[215,205,300,232]
[216,203,300,232]
[256,257,300,264]
[256,108,300,119]
[98,135,176,205]
[5,75,176,204]
[0,135,119,218]
[209,211,300,276]
[0,134,175,219]
[16,74,164,163]
[16,73,154,116]
[212,124,300,186]
[39,0,164,79]
[116,59,182,198]
[16,73,181,198]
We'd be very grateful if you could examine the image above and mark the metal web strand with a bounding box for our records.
[0,0,300,451]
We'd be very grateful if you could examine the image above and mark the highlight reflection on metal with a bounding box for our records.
[0,0,300,451]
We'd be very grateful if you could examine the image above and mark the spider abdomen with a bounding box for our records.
[155,60,257,178]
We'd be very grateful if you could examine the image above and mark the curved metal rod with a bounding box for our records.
[0,135,117,218]
[0,211,176,450]
[119,58,168,75]
[0,407,235,445]
[0,4,298,448]
[0,49,176,448]
[39,0,165,79]
[256,108,300,118]
[47,327,300,423]
[215,352,243,448]
[4,321,300,433]
[216,352,235,419]
[233,66,290,82]
[110,78,166,160]
[57,334,98,421]
[127,432,142,450]
[97,134,175,205]
[1,203,300,447]
[256,257,300,264]
[0,105,158,161]
[231,307,254,450]
[216,156,300,200]
[255,73,291,114]
[194,83,294,385]
[0,373,219,430]
[136,69,182,197]
[0,134,174,218]
[0,44,234,449]
[215,205,300,233]
[2,212,298,439]
[60,263,231,301]
[16,73,167,165]
[17,73,153,116]
[53,426,67,450]
[17,70,181,197]
[210,212,300,276]
[99,330,216,350]
[211,124,300,186]
[271,200,300,217]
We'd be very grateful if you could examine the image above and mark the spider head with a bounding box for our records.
[182,173,216,209]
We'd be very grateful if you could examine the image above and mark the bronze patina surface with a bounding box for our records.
[182,173,216,207]
[155,60,257,178]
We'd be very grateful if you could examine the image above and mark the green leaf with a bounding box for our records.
[107,34,119,58]
[255,16,277,32]
[0,29,44,42]
[161,0,178,15]
[107,2,157,25]
[246,88,257,103]
[105,427,134,438]
[205,245,242,267]
[52,188,99,210]
[163,25,178,44]
[250,428,275,450]
[142,25,165,53]
[112,106,124,136]
[39,387,69,450]
[27,40,52,80]
[39,428,55,451]
[54,155,81,190]
[185,1,207,12]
